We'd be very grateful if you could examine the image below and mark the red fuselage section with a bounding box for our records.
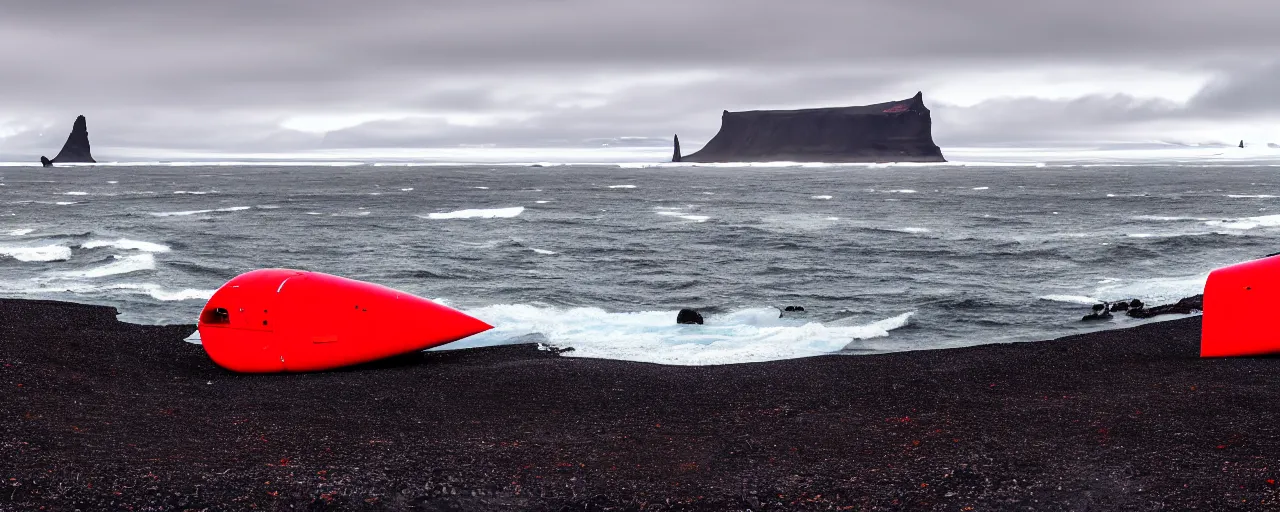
[197,269,492,372]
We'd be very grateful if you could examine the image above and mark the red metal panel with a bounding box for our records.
[1201,255,1280,357]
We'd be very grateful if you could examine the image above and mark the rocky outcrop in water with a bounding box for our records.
[677,308,704,325]
[40,115,95,166]
[673,92,945,163]
[1079,296,1201,322]
[1081,304,1114,321]
[1127,295,1203,319]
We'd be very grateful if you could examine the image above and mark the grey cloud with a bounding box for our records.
[1187,61,1280,114]
[933,95,1186,145]
[1,1,1279,156]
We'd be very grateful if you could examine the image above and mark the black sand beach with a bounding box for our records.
[3,298,1279,511]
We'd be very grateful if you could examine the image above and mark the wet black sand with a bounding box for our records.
[3,298,1280,511]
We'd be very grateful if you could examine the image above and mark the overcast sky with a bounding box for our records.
[1,0,1278,159]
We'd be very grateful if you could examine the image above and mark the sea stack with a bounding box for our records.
[40,115,96,166]
[674,92,945,163]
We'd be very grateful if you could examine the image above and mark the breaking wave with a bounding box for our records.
[59,254,156,278]
[149,206,251,217]
[81,239,171,253]
[1204,214,1280,230]
[444,305,916,365]
[0,244,71,262]
[422,207,525,219]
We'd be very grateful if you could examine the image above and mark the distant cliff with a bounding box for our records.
[674,92,945,163]
[41,115,96,167]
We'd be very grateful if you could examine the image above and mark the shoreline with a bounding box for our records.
[3,297,1278,510]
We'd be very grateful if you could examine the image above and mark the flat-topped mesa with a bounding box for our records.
[41,115,95,167]
[674,92,945,163]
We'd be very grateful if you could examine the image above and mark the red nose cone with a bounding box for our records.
[430,307,495,344]
[1201,255,1280,358]
[197,269,493,373]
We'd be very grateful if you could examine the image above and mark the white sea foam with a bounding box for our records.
[6,229,34,236]
[1204,214,1280,230]
[655,211,709,222]
[423,206,525,219]
[0,244,71,262]
[885,189,917,194]
[1125,232,1214,239]
[530,248,557,255]
[535,200,551,204]
[811,195,833,200]
[1226,194,1278,198]
[608,185,636,189]
[446,305,915,365]
[125,284,213,301]
[173,190,216,195]
[8,281,213,302]
[1094,274,1208,304]
[55,202,78,206]
[150,206,251,217]
[972,187,990,190]
[1133,215,1211,222]
[1039,295,1103,305]
[400,188,414,191]
[474,186,490,189]
[63,191,88,196]
[61,254,156,278]
[81,238,171,253]
[895,227,931,234]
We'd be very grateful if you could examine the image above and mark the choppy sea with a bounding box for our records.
[2,161,1275,365]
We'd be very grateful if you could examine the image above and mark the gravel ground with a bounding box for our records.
[3,298,1279,511]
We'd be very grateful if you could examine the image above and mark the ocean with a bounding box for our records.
[1,161,1274,365]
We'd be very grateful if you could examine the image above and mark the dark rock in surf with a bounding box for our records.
[1129,299,1144,310]
[779,305,808,318]
[1109,301,1130,312]
[40,115,96,166]
[1082,310,1113,322]
[1127,294,1203,319]
[675,92,945,163]
[676,308,704,325]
